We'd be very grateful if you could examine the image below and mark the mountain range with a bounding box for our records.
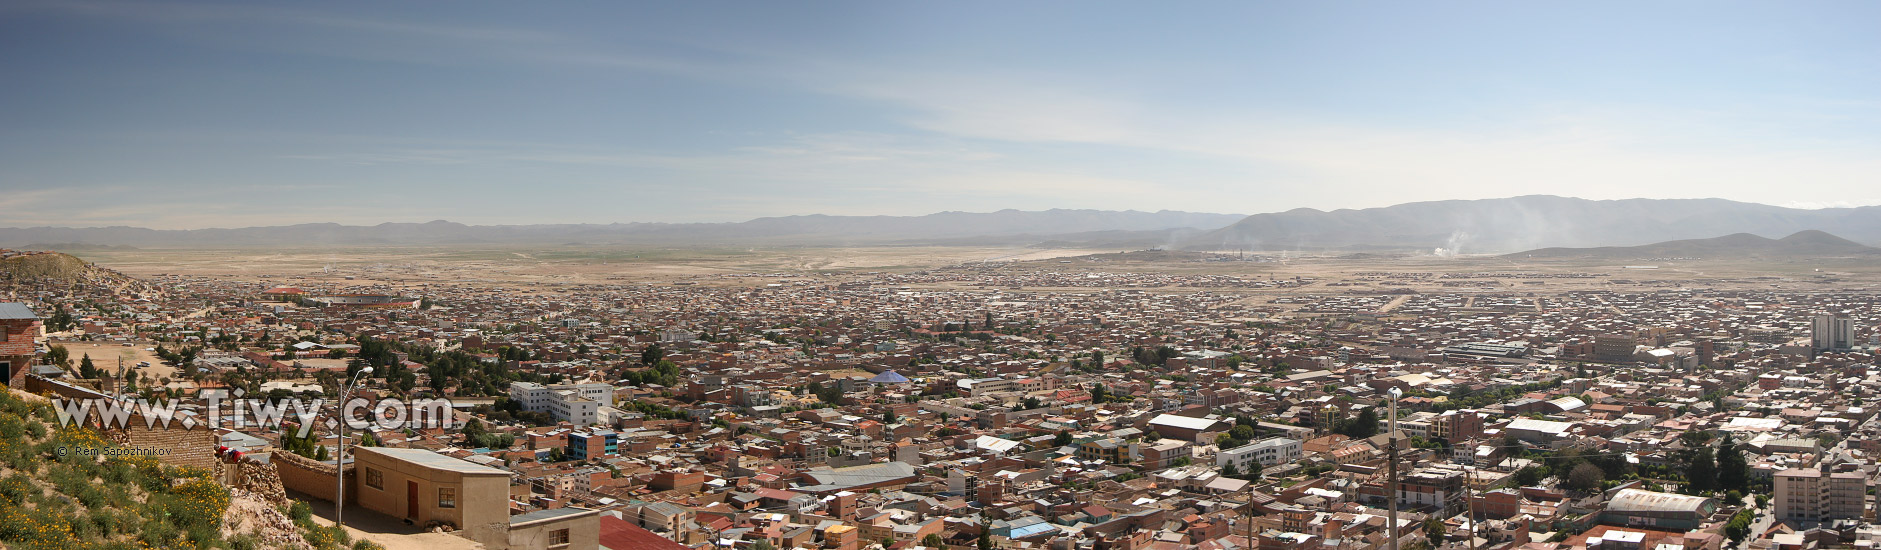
[6,196,1881,253]
[0,209,1244,249]
[1182,196,1881,253]
[1508,230,1881,260]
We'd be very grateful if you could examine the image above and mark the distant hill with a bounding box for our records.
[0,251,160,295]
[1506,230,1881,260]
[1183,196,1881,253]
[0,209,1245,248]
[20,242,139,251]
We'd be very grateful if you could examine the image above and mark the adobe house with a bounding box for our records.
[352,446,598,549]
[0,303,41,387]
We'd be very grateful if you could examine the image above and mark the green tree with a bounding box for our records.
[923,533,947,548]
[1054,431,1073,447]
[314,445,330,462]
[79,353,99,379]
[1684,446,1717,495]
[1513,466,1545,487]
[641,343,665,365]
[43,344,70,369]
[1339,407,1379,439]
[1424,517,1447,547]
[1566,463,1604,492]
[463,418,487,441]
[1717,433,1749,494]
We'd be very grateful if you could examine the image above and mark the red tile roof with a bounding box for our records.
[599,515,689,550]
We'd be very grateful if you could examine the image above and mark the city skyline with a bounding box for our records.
[5,1,1881,229]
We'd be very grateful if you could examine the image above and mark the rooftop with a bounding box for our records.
[0,303,36,320]
[356,447,510,476]
[1607,489,1714,514]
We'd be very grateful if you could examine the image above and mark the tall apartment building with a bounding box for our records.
[1812,315,1855,351]
[1774,461,1866,524]
[1431,410,1484,443]
[510,381,610,426]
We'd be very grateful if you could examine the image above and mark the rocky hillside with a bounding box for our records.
[0,250,160,298]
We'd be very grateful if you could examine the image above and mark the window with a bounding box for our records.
[549,529,569,546]
[364,468,383,490]
[438,487,456,509]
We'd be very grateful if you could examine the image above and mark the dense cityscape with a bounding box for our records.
[5,252,1880,550]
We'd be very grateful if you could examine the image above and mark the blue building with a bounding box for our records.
[567,430,618,461]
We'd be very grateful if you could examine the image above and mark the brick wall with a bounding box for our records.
[0,318,38,356]
[122,412,219,471]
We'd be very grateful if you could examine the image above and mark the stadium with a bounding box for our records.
[309,294,419,309]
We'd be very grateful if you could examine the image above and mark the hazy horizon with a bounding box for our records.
[6,2,1881,229]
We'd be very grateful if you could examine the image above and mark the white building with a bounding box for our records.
[1217,437,1303,472]
[1812,315,1854,351]
[510,381,610,426]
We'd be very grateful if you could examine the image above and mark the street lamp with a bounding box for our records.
[1387,386,1401,550]
[336,366,373,530]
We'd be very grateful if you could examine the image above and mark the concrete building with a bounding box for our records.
[1600,489,1718,530]
[1775,463,1866,524]
[567,430,618,460]
[1137,439,1193,470]
[511,381,608,425]
[507,507,601,550]
[1217,437,1303,472]
[353,447,516,548]
[1431,410,1484,443]
[1146,413,1227,442]
[1812,315,1854,351]
[1594,334,1638,361]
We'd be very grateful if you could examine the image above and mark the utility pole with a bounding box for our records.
[1246,482,1256,547]
[1388,387,1402,550]
[1466,455,1478,550]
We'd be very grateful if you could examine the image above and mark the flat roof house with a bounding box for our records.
[353,447,596,549]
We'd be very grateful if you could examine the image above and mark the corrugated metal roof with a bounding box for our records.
[1607,489,1713,514]
[0,303,36,320]
[1148,413,1219,431]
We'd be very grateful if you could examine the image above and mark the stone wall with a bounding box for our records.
[231,457,288,506]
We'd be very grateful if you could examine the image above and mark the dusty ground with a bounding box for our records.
[296,493,487,550]
[49,340,173,381]
[64,244,1881,298]
[71,245,1109,286]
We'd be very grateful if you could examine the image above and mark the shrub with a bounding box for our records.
[288,501,314,522]
[0,474,31,505]
[169,476,231,529]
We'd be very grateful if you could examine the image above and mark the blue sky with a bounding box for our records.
[3,1,1879,228]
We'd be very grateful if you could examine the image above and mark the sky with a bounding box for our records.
[3,1,1880,229]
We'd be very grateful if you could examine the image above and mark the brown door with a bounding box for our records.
[407,481,419,519]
